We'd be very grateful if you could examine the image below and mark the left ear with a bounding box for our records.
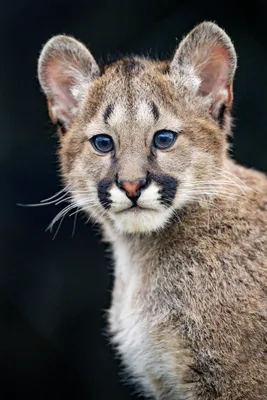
[170,22,237,123]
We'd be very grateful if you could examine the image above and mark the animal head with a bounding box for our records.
[38,22,237,234]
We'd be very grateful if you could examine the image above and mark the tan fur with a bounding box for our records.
[38,22,267,399]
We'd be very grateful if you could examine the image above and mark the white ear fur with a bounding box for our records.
[170,22,237,121]
[38,35,99,131]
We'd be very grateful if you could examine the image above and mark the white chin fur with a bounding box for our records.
[110,208,173,234]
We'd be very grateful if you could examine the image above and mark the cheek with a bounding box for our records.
[156,135,192,171]
[190,149,219,177]
[171,150,220,208]
[59,133,87,175]
[82,145,114,179]
[156,146,192,177]
[61,156,106,212]
[63,143,114,185]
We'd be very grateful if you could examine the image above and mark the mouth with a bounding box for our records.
[116,205,154,214]
[109,202,173,234]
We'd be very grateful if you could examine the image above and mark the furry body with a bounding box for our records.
[37,22,267,399]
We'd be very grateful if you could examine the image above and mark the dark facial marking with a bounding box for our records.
[151,102,160,121]
[151,173,178,206]
[217,104,227,128]
[114,58,145,76]
[103,104,114,124]
[56,119,67,134]
[122,58,142,73]
[97,178,113,209]
[160,61,170,74]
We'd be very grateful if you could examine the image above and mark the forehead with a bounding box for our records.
[82,57,176,122]
[82,63,186,145]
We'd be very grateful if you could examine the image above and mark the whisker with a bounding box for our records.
[187,180,242,184]
[40,185,70,202]
[214,167,258,193]
[72,210,78,238]
[69,208,80,217]
[182,183,248,190]
[55,196,75,205]
[46,203,78,233]
[215,174,247,195]
[17,188,71,208]
[17,187,100,209]
[183,180,249,194]
[17,197,68,207]
[52,212,67,240]
[182,190,245,199]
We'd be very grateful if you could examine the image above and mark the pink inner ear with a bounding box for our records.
[46,60,77,114]
[197,45,230,98]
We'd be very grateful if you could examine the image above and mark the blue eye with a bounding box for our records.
[153,130,177,150]
[91,134,114,153]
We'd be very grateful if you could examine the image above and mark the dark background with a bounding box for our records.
[2,0,267,399]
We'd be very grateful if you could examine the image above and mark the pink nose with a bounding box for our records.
[118,178,147,199]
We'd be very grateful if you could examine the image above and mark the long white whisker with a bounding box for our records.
[71,210,78,238]
[40,186,69,203]
[184,180,248,195]
[40,185,70,202]
[187,180,244,184]
[55,196,75,205]
[184,184,245,191]
[17,197,68,207]
[52,212,67,240]
[215,173,247,195]
[181,190,245,199]
[214,167,258,193]
[18,187,99,209]
[18,188,71,208]
[47,203,78,233]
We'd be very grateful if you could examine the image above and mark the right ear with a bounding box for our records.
[38,35,99,133]
[169,22,237,125]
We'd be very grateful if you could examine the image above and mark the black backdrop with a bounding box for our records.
[2,1,267,399]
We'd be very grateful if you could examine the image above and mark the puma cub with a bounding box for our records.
[38,22,267,399]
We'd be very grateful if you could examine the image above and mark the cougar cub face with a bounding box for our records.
[38,22,236,233]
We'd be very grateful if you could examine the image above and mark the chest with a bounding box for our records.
[109,243,152,375]
[108,242,187,398]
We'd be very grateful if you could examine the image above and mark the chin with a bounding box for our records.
[109,208,173,234]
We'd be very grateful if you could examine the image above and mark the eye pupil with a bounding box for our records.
[153,130,177,150]
[159,136,168,144]
[91,134,114,153]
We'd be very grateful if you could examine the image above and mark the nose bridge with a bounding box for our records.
[117,151,147,181]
